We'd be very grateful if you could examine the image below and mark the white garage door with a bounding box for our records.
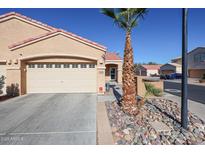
[27,63,97,93]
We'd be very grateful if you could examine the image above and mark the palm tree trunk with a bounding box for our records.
[122,31,138,115]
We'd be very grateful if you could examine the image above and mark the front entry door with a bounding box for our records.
[110,67,117,81]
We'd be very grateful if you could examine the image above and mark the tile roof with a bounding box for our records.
[168,63,181,67]
[105,52,122,60]
[0,12,56,31]
[0,12,107,51]
[9,29,107,51]
[8,30,57,49]
[141,65,162,70]
[171,56,181,60]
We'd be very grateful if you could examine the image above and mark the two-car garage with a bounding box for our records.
[1,14,107,95]
[26,63,97,93]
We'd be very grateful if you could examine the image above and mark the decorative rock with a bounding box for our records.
[116,140,126,145]
[149,134,157,140]
[150,121,171,134]
[199,141,205,145]
[142,139,148,145]
[174,139,182,145]
[112,127,117,132]
[127,124,135,129]
[191,117,202,124]
[115,132,124,138]
[105,96,205,145]
[193,128,200,135]
[123,129,130,135]
[196,138,203,144]
[194,123,205,130]
[124,135,132,141]
[198,132,205,139]
[186,139,193,145]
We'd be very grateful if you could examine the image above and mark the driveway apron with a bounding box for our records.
[0,93,96,145]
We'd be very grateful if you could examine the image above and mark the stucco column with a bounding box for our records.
[97,66,106,94]
[117,69,122,84]
[6,67,21,95]
[6,59,24,95]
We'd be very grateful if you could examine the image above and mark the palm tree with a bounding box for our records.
[101,8,147,115]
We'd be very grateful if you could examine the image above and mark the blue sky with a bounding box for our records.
[0,8,205,64]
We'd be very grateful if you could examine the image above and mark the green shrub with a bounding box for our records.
[144,82,162,97]
[152,88,163,96]
[6,83,19,97]
[0,75,6,95]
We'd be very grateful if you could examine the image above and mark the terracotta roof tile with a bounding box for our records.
[9,29,106,50]
[168,63,181,67]
[0,12,56,31]
[8,31,58,49]
[0,12,107,51]
[58,29,107,50]
[105,52,122,60]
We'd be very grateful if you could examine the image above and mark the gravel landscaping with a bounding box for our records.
[106,98,205,145]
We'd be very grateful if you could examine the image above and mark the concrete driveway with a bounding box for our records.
[0,93,96,145]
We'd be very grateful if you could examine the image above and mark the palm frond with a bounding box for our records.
[130,17,138,28]
[100,9,117,19]
[114,19,127,30]
[100,8,148,32]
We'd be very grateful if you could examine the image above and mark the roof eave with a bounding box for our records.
[0,12,55,31]
[9,31,107,52]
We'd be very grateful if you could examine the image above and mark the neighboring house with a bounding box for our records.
[0,12,122,95]
[135,65,161,76]
[168,47,205,78]
[160,63,182,75]
[188,47,205,78]
[171,57,182,64]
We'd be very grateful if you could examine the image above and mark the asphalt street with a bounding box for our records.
[164,80,205,104]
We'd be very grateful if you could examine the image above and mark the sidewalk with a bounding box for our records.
[163,92,205,121]
[165,78,205,87]
[97,91,115,145]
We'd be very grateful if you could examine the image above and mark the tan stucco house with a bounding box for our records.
[166,47,205,78]
[0,12,122,95]
[188,47,205,78]
[171,57,182,64]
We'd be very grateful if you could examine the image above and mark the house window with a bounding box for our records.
[37,64,44,68]
[81,64,87,68]
[46,64,53,68]
[194,53,205,63]
[28,64,35,68]
[194,54,200,63]
[89,64,95,68]
[55,64,61,68]
[202,53,205,62]
[63,64,70,68]
[72,64,78,68]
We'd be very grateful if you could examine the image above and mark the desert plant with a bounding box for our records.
[101,8,148,115]
[144,82,163,97]
[152,88,163,97]
[0,75,6,95]
[6,83,20,97]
